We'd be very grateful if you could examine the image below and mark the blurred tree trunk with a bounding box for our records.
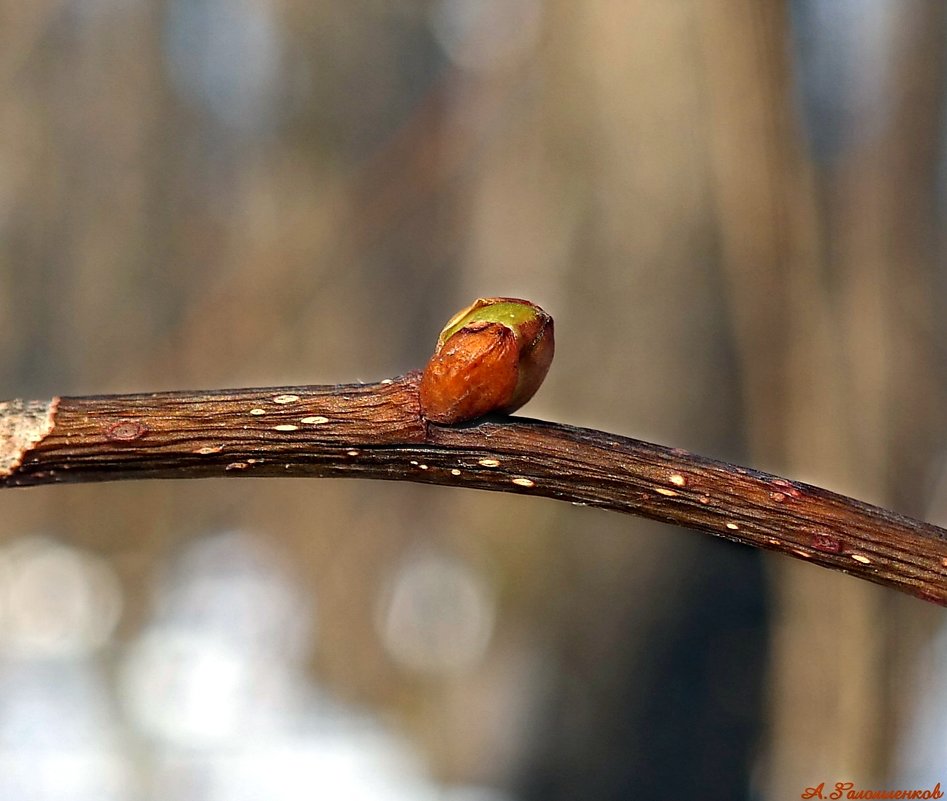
[699,0,947,794]
[469,2,768,798]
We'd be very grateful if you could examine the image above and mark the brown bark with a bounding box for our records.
[3,373,946,606]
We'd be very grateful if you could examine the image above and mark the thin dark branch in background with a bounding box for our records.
[3,373,946,605]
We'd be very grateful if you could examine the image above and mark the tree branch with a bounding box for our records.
[3,373,946,605]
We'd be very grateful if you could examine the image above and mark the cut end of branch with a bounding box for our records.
[0,397,59,477]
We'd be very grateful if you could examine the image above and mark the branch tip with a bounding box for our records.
[0,397,59,477]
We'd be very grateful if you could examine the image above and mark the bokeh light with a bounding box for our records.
[378,550,495,675]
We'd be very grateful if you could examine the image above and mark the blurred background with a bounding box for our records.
[2,0,947,798]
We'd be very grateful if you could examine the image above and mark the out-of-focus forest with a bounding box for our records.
[2,1,947,799]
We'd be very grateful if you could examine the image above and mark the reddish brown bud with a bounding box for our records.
[419,297,554,424]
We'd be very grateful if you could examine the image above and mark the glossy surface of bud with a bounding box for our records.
[419,297,554,424]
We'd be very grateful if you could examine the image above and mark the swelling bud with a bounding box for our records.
[419,297,554,424]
